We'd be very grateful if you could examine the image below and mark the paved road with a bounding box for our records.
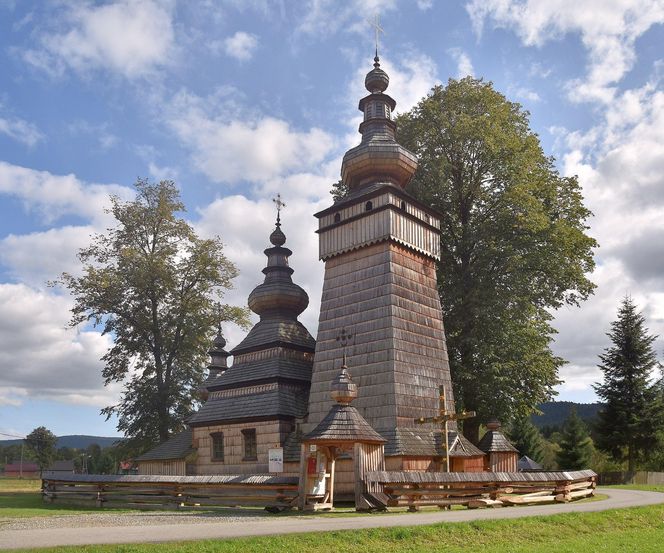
[1,488,663,550]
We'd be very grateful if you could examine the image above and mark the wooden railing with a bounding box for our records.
[41,473,299,511]
[363,470,597,510]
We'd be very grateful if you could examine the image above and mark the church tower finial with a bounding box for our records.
[339,40,417,191]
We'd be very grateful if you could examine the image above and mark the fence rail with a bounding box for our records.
[598,471,664,486]
[41,473,299,511]
[364,470,597,511]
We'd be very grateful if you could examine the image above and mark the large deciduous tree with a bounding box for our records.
[334,78,596,442]
[58,180,248,454]
[25,426,57,476]
[594,297,661,471]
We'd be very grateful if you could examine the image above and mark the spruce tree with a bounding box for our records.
[556,408,593,470]
[594,297,660,471]
[509,414,544,463]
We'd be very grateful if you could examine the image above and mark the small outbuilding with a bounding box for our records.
[477,419,519,472]
[46,460,75,476]
[298,366,387,511]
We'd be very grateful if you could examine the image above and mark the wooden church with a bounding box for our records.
[136,54,515,486]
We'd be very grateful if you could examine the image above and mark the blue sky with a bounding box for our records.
[1,0,663,438]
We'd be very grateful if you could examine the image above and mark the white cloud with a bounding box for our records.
[512,86,541,102]
[296,0,398,38]
[417,0,434,10]
[163,89,336,185]
[223,31,258,61]
[0,114,43,147]
[0,283,116,407]
[195,194,326,348]
[447,47,474,78]
[466,0,664,103]
[24,0,175,79]
[0,161,132,225]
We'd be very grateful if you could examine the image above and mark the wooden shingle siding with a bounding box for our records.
[306,240,456,457]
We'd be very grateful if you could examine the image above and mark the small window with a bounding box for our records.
[425,214,430,224]
[242,429,257,461]
[365,201,373,211]
[211,432,224,462]
[334,212,341,223]
[400,201,406,211]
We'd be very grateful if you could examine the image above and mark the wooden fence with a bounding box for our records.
[598,471,664,486]
[363,470,597,510]
[41,473,299,511]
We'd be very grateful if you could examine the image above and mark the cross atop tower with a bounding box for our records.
[336,327,354,366]
[273,193,286,225]
[368,14,384,57]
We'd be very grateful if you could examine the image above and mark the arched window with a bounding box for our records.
[400,201,406,211]
[334,212,341,223]
[425,214,430,224]
[365,201,373,211]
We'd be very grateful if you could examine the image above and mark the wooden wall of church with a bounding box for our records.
[192,420,297,475]
[306,240,456,438]
[137,460,186,476]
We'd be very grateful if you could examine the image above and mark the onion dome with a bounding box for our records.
[365,55,389,93]
[330,366,358,405]
[340,54,418,191]
[198,327,230,400]
[247,219,309,319]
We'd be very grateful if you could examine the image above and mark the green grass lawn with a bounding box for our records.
[605,483,664,493]
[5,504,664,553]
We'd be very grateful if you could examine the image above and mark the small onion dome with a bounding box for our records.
[270,224,286,246]
[330,367,358,405]
[486,419,502,431]
[208,331,227,354]
[365,55,389,93]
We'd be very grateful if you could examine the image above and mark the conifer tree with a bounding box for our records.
[509,414,544,463]
[594,297,660,471]
[556,408,593,470]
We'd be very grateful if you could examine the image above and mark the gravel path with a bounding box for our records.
[0,509,274,531]
[1,488,663,550]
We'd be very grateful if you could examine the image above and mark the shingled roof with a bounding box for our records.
[231,319,315,355]
[188,386,308,426]
[304,404,386,444]
[449,432,485,457]
[380,428,485,457]
[477,421,519,453]
[208,356,312,390]
[135,428,194,461]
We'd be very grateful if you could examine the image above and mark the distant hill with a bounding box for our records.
[0,435,123,449]
[532,401,602,429]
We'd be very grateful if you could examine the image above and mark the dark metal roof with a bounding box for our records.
[135,428,194,461]
[208,356,312,390]
[304,404,386,444]
[477,429,519,453]
[231,319,315,355]
[518,455,544,471]
[188,385,309,426]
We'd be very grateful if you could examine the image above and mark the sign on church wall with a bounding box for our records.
[268,447,284,473]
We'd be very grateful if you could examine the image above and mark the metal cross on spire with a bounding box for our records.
[272,193,286,225]
[368,14,384,57]
[215,302,223,333]
[336,327,354,367]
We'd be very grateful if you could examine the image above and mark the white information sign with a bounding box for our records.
[268,447,284,473]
